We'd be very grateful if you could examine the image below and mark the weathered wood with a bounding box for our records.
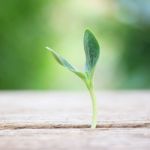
[0,91,150,150]
[0,128,150,150]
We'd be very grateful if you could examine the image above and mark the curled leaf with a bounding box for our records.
[46,47,85,79]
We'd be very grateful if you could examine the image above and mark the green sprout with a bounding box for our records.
[46,29,100,128]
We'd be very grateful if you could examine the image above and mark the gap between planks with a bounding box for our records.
[0,122,150,130]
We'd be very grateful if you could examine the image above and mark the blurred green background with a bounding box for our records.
[0,0,150,90]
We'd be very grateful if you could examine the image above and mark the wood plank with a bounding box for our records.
[0,91,150,128]
[0,129,150,150]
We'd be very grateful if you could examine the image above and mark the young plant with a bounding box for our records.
[46,29,100,128]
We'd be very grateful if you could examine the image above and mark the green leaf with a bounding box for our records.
[84,29,100,78]
[46,47,85,79]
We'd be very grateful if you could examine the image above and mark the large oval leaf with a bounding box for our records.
[84,29,100,78]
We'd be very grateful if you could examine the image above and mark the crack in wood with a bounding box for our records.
[0,122,150,130]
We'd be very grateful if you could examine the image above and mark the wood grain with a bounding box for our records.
[0,91,150,150]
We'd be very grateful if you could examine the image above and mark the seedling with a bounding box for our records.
[46,29,100,128]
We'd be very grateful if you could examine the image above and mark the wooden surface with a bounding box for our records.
[0,91,150,150]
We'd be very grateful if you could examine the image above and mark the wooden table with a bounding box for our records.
[0,91,150,150]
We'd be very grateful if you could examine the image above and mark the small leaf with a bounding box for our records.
[84,29,100,78]
[46,47,85,79]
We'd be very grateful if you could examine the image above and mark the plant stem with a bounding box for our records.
[85,79,97,129]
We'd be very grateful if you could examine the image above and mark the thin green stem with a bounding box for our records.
[84,79,97,129]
